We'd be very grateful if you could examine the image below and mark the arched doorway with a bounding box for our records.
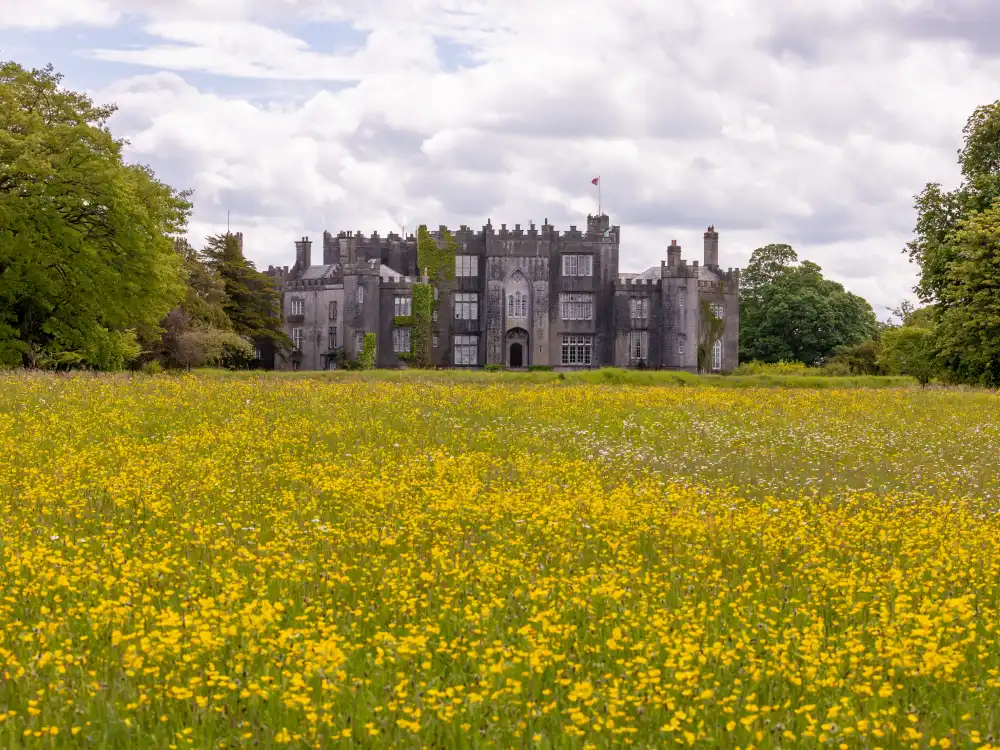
[506,327,529,369]
[510,343,524,368]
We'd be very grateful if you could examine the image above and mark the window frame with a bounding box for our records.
[560,292,594,321]
[392,327,411,354]
[328,326,337,350]
[394,295,412,317]
[455,292,479,320]
[453,334,478,365]
[455,255,479,277]
[713,339,723,370]
[560,334,594,366]
[290,298,305,316]
[629,330,649,362]
[292,327,303,350]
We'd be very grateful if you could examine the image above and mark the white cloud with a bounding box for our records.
[15,0,1000,314]
[0,0,119,29]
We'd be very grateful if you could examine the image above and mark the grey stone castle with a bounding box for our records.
[265,214,739,371]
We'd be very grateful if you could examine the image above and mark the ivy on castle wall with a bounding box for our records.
[410,283,433,368]
[417,225,457,284]
[359,333,377,370]
[697,298,726,374]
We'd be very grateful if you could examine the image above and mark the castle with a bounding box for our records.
[265,214,739,371]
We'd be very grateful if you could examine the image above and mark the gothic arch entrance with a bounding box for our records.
[506,327,529,369]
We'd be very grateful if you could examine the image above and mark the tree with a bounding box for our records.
[200,232,290,363]
[878,326,937,385]
[0,61,190,369]
[935,201,1000,385]
[739,247,878,366]
[740,243,797,304]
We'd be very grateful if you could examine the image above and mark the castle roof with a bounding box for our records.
[298,264,339,280]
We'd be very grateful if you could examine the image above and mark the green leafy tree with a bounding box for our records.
[878,326,937,386]
[740,243,797,304]
[200,232,290,363]
[935,202,1000,385]
[740,251,878,366]
[0,61,190,369]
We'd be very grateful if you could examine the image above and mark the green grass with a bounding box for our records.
[195,366,917,389]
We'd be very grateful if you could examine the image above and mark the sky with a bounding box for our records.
[3,0,998,316]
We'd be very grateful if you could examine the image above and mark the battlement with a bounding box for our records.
[615,277,661,287]
[334,229,417,249]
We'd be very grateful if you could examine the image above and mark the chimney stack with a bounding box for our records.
[295,236,312,269]
[703,225,719,268]
[667,239,681,268]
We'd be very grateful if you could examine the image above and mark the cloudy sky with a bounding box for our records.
[3,0,998,315]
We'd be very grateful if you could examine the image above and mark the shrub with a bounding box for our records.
[484,364,505,372]
[359,333,377,370]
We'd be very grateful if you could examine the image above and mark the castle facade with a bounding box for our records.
[265,214,739,371]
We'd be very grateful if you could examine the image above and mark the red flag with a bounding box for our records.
[591,177,599,185]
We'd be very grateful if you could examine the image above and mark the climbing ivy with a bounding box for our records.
[697,298,726,373]
[417,225,457,283]
[410,283,433,368]
[359,332,377,370]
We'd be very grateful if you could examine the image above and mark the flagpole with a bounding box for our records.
[598,176,602,216]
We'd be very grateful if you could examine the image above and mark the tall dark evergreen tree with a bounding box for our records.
[200,233,291,363]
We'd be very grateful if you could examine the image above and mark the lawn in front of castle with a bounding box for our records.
[2,370,999,748]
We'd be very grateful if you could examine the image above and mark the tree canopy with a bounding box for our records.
[0,61,191,369]
[906,99,1000,384]
[739,247,878,366]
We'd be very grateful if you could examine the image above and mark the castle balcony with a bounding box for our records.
[286,314,305,324]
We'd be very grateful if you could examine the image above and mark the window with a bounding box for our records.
[454,335,478,365]
[630,297,649,322]
[713,339,723,370]
[357,286,365,305]
[629,330,649,362]
[253,347,262,361]
[455,255,479,277]
[679,291,686,308]
[292,328,303,350]
[561,335,593,366]
[712,302,725,319]
[328,326,337,350]
[355,332,365,352]
[432,310,438,323]
[432,335,439,348]
[678,342,684,356]
[329,300,338,320]
[433,287,439,301]
[393,327,411,354]
[507,291,528,318]
[560,293,593,321]
[455,293,478,320]
[394,295,412,317]
[561,254,593,277]
[290,298,304,316]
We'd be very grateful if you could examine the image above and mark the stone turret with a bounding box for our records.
[703,225,719,269]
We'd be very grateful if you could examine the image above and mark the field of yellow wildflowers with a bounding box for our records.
[3,372,1000,748]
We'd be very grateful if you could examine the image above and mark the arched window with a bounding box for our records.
[357,286,365,305]
[506,271,529,319]
[508,295,515,317]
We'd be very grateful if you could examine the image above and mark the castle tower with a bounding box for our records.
[703,225,719,268]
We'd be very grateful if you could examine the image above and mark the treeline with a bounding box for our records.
[1,61,288,371]
[740,99,1000,387]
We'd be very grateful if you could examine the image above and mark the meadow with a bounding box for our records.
[2,371,1000,748]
